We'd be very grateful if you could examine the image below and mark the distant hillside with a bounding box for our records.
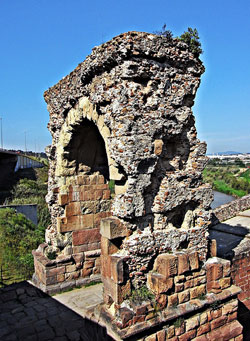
[208,151,243,156]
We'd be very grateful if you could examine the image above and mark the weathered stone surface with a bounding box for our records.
[100,218,127,240]
[33,32,218,330]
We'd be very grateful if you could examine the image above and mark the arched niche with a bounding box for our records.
[65,118,109,180]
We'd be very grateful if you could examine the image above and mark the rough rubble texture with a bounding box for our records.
[34,31,213,295]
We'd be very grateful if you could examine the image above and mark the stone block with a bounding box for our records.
[147,272,173,294]
[219,277,231,289]
[154,139,163,156]
[103,189,111,199]
[72,228,101,246]
[65,202,81,217]
[206,260,223,282]
[153,254,177,278]
[190,284,206,299]
[210,315,227,330]
[58,194,69,206]
[222,299,238,315]
[94,212,111,228]
[166,325,175,338]
[168,293,178,307]
[189,252,199,270]
[185,315,199,331]
[156,330,166,341]
[101,237,119,256]
[178,253,190,274]
[111,256,124,284]
[66,264,77,272]
[100,218,127,240]
[178,289,190,304]
[197,323,210,336]
[178,330,196,341]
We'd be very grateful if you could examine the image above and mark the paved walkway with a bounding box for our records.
[0,281,113,341]
[209,209,250,259]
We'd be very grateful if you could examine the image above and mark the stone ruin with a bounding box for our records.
[33,32,243,340]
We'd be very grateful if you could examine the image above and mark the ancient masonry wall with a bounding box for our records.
[33,31,243,339]
[212,194,250,223]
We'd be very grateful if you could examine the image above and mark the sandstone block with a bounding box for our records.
[219,277,231,289]
[154,139,163,155]
[58,194,69,206]
[166,325,175,338]
[197,323,210,336]
[100,218,127,239]
[185,315,199,331]
[156,330,166,341]
[178,253,190,274]
[111,256,124,284]
[168,293,178,307]
[72,228,101,246]
[190,284,206,299]
[189,252,199,270]
[147,272,173,294]
[210,315,227,330]
[65,202,81,217]
[178,330,196,341]
[222,299,238,315]
[101,237,119,256]
[153,254,177,278]
[178,289,190,304]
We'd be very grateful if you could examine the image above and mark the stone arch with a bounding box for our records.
[65,118,109,180]
[55,96,122,190]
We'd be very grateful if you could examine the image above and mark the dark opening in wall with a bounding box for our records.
[66,118,109,179]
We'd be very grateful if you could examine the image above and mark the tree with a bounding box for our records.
[179,27,203,57]
[154,24,173,40]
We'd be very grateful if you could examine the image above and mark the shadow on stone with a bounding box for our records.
[209,223,249,260]
[0,281,114,341]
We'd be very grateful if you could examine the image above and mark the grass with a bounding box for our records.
[203,164,250,198]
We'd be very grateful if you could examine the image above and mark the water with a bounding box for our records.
[211,190,235,209]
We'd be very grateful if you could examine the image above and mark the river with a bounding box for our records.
[211,190,235,209]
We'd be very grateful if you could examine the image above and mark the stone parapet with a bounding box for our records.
[32,245,101,294]
[212,194,250,223]
[98,285,242,340]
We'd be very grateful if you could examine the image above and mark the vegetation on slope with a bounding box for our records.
[0,166,50,286]
[203,160,250,197]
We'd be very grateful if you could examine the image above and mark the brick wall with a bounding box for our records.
[33,173,112,293]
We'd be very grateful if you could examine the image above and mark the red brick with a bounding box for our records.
[197,323,210,336]
[156,329,165,341]
[179,329,196,341]
[72,228,101,246]
[45,265,66,276]
[210,315,227,330]
[208,320,243,339]
[227,312,237,323]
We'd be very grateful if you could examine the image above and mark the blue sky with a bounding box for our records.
[0,0,250,153]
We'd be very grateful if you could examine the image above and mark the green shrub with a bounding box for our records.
[0,208,44,280]
[127,285,155,304]
[179,27,202,57]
